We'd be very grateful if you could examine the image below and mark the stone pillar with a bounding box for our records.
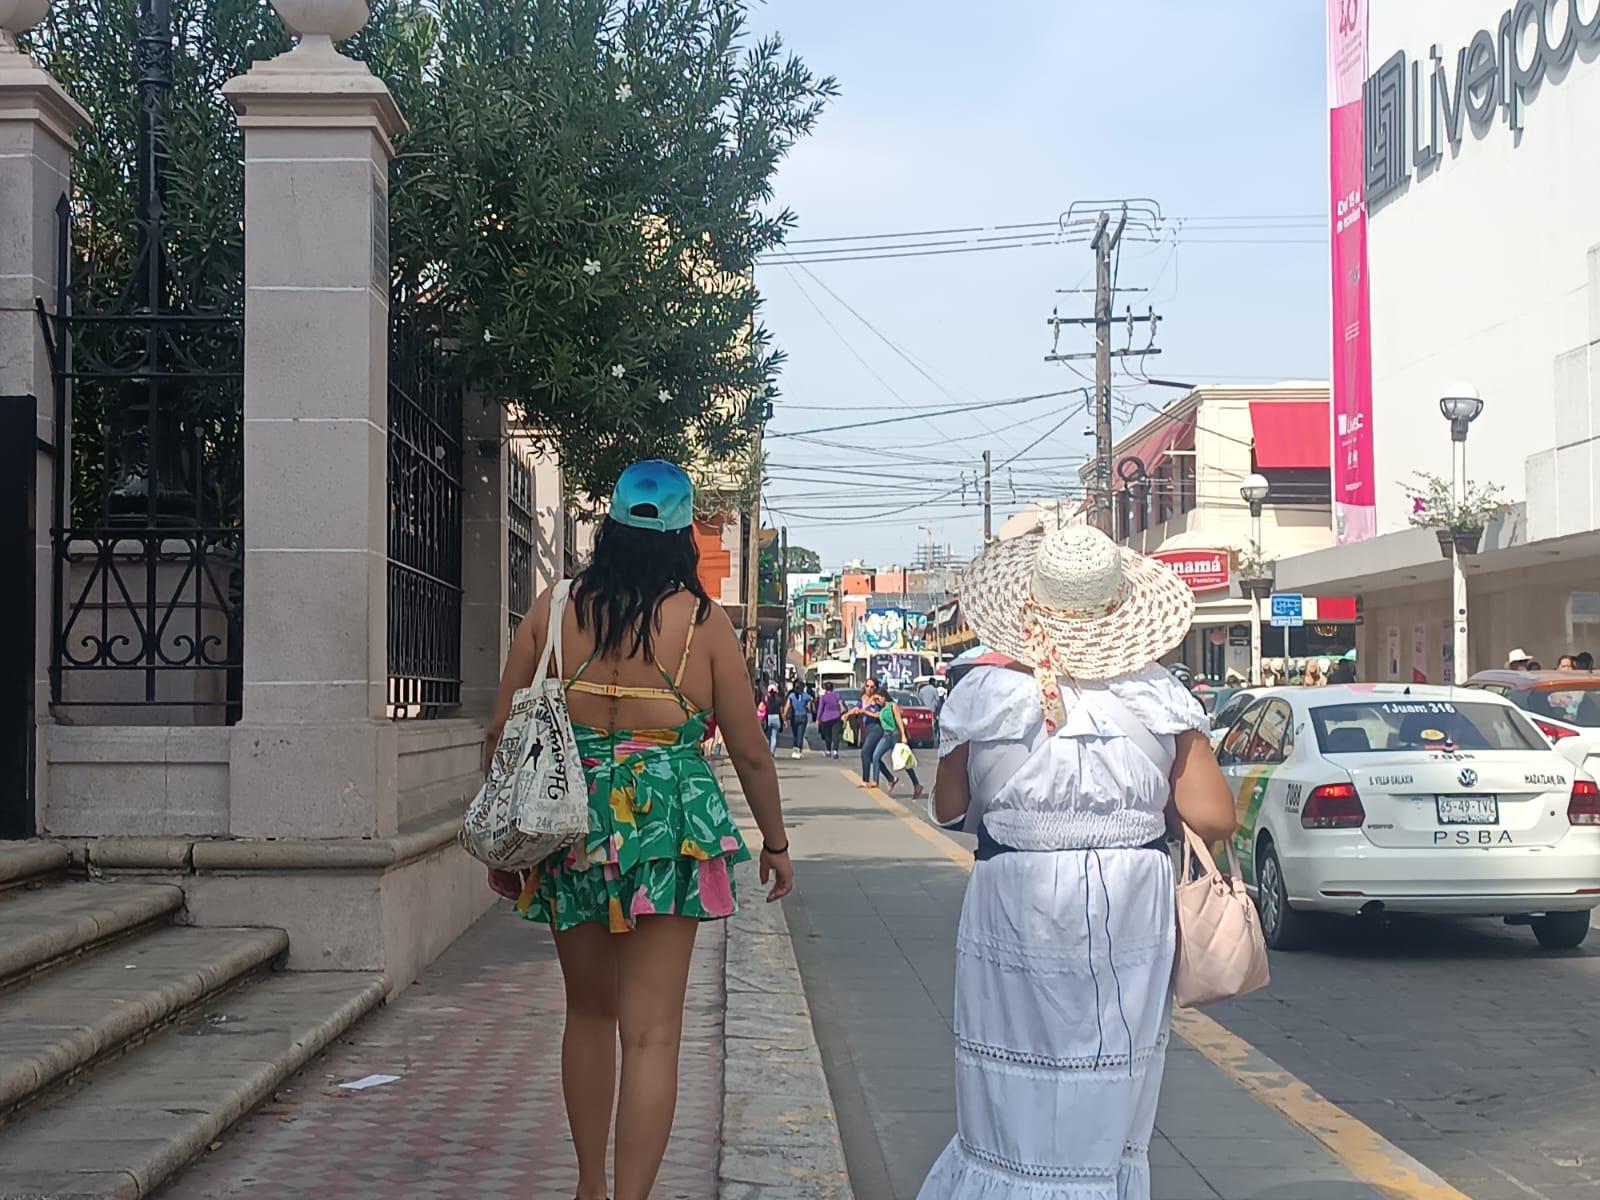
[223,4,405,839]
[459,397,510,718]
[459,415,567,717]
[0,7,89,829]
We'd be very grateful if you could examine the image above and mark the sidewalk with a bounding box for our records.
[773,752,1392,1200]
[165,905,724,1200]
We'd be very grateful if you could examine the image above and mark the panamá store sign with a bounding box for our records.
[1365,0,1600,207]
[1152,549,1229,593]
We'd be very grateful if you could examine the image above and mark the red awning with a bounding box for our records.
[1249,401,1330,470]
[1114,412,1196,491]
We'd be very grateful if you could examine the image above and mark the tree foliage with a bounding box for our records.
[27,0,834,501]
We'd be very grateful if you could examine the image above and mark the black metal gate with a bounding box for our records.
[36,0,245,725]
[387,309,464,718]
[1,396,38,837]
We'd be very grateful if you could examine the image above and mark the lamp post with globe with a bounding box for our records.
[1238,473,1272,686]
[1441,383,1485,677]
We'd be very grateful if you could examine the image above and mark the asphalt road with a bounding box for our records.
[1205,910,1600,1200]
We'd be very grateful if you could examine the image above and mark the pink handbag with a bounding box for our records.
[1172,823,1270,1008]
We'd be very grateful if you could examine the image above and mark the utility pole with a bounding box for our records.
[1091,211,1121,536]
[1045,200,1165,537]
[779,525,789,683]
[982,449,992,543]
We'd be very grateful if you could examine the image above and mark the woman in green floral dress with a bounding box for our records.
[485,461,791,1200]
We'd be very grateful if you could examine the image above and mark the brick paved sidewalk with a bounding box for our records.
[165,903,725,1200]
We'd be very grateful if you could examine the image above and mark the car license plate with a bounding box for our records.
[1436,796,1498,824]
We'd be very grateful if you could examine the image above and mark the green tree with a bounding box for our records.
[29,0,834,502]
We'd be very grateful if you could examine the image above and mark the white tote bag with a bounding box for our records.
[461,581,590,870]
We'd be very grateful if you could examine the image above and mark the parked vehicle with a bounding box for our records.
[1213,684,1600,951]
[1464,670,1600,775]
[891,690,937,748]
[1210,687,1265,732]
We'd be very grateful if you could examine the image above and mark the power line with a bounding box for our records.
[766,386,1088,439]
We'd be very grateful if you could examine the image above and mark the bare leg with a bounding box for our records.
[554,923,620,1200]
[613,915,699,1200]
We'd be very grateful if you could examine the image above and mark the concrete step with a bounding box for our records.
[0,969,387,1200]
[0,840,70,891]
[0,880,185,985]
[0,924,289,1118]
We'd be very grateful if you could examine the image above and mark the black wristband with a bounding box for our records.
[763,841,790,856]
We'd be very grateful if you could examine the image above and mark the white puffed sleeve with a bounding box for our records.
[937,667,1041,756]
[1103,664,1210,735]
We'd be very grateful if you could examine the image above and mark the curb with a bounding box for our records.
[716,790,853,1199]
[719,861,854,1199]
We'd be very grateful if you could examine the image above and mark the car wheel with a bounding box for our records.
[1256,841,1309,951]
[1531,910,1591,949]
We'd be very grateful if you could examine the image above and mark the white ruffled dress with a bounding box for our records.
[916,665,1208,1200]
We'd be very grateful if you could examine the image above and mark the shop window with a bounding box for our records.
[1178,457,1197,513]
[1155,462,1173,524]
[1255,465,1331,507]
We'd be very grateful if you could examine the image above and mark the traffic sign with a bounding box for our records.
[1269,593,1304,628]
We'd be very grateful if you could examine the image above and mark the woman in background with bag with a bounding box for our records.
[918,525,1239,1200]
[484,461,792,1200]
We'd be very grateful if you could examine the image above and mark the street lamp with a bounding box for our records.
[1239,474,1271,686]
[1441,383,1484,678]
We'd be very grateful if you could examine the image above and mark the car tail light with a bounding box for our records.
[1568,779,1600,826]
[1534,718,1579,742]
[1302,782,1365,830]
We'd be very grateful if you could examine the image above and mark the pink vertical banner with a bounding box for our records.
[1329,0,1375,543]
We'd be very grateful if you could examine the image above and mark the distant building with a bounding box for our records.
[1079,384,1349,681]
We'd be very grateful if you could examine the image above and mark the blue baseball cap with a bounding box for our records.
[609,460,695,532]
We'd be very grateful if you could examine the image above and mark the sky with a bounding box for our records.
[744,0,1331,570]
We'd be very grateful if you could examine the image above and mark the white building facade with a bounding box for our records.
[1279,0,1600,679]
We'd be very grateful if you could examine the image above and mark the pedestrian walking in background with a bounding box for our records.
[483,460,793,1200]
[763,682,783,755]
[815,681,844,758]
[850,681,897,792]
[871,689,924,799]
[786,679,815,758]
[918,525,1236,1200]
[918,677,942,715]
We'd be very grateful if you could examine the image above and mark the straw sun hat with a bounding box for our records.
[959,525,1196,682]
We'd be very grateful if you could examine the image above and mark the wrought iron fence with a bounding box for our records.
[38,199,245,722]
[507,441,535,642]
[387,307,464,718]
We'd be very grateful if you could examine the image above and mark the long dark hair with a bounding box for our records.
[571,517,712,661]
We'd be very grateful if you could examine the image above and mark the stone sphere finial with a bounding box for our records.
[270,0,370,56]
[1,0,52,54]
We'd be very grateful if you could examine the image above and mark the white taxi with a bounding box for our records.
[1213,684,1600,950]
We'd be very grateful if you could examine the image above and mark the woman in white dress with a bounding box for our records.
[917,525,1237,1200]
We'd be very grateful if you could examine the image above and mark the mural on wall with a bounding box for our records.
[853,607,930,654]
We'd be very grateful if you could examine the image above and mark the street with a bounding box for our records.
[774,745,1600,1200]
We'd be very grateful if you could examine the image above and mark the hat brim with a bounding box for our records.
[958,531,1196,681]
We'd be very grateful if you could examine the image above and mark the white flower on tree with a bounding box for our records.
[658,389,673,403]
[582,258,601,276]
[611,364,627,379]
[615,82,633,102]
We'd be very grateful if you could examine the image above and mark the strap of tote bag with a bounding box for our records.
[529,580,574,690]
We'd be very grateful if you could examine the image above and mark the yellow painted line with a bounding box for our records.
[1170,1008,1472,1200]
[840,768,1473,1200]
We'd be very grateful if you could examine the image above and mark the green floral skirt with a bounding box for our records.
[516,714,750,933]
